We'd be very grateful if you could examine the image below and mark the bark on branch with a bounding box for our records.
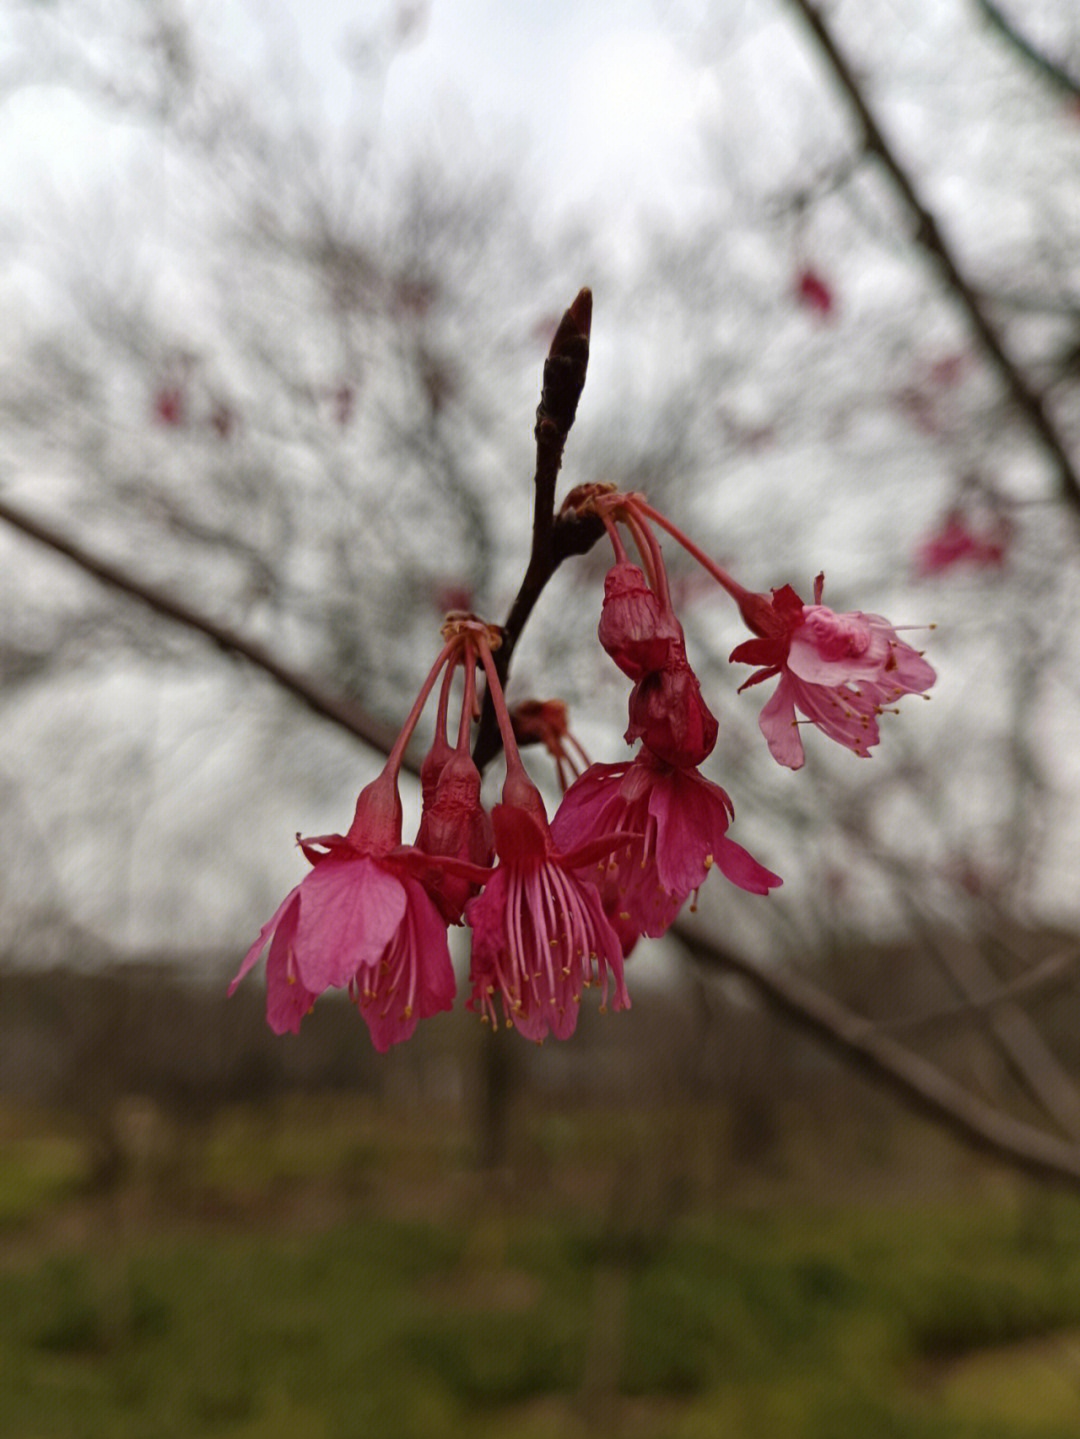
[676,922,1080,1189]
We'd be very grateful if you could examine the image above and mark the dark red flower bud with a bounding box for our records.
[598,563,683,679]
[625,662,718,768]
[415,749,494,923]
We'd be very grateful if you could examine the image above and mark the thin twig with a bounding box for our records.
[976,0,1080,101]
[880,946,1078,1034]
[786,0,1080,517]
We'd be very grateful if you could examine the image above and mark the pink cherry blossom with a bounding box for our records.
[230,772,457,1051]
[795,267,835,317]
[914,511,1010,576]
[551,752,781,950]
[730,577,936,769]
[465,796,629,1042]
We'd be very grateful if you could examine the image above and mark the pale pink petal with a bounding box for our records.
[759,673,805,769]
[882,647,936,694]
[788,674,880,757]
[229,885,302,995]
[787,608,890,684]
[293,856,406,992]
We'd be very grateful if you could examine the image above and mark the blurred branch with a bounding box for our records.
[786,0,1080,518]
[0,493,403,764]
[677,923,1080,1189]
[882,946,1079,1033]
[976,0,1080,101]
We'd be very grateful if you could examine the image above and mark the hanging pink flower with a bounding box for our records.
[465,792,629,1042]
[730,576,936,768]
[230,771,459,1051]
[551,752,781,951]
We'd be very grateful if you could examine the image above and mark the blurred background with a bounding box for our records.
[3,1,1080,1435]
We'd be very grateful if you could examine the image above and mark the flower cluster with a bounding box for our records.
[233,485,935,1049]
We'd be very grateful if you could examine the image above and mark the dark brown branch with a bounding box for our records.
[786,0,1080,518]
[677,923,1080,1189]
[473,288,604,770]
[976,0,1080,101]
[0,493,405,766]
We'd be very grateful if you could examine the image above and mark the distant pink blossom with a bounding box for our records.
[914,512,1010,576]
[465,788,629,1042]
[154,386,185,426]
[230,771,458,1051]
[551,753,781,951]
[730,576,936,769]
[795,267,835,317]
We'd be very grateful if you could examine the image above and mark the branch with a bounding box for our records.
[0,493,404,764]
[785,0,1080,518]
[976,0,1080,101]
[676,923,1080,1189]
[472,288,604,770]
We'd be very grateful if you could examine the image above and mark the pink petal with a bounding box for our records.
[265,909,316,1034]
[788,674,880,757]
[714,837,783,895]
[648,769,730,898]
[758,674,805,769]
[293,856,407,992]
[229,885,302,995]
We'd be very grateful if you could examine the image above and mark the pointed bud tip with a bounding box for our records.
[547,288,593,358]
[568,287,592,338]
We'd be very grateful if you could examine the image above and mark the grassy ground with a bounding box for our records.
[2,1095,1080,1438]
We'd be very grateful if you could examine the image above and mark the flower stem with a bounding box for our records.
[634,499,755,610]
[385,638,458,780]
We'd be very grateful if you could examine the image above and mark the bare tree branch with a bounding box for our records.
[0,493,403,763]
[976,0,1080,101]
[677,923,1080,1189]
[881,946,1079,1033]
[786,0,1080,518]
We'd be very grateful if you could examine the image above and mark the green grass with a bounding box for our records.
[3,1101,1080,1437]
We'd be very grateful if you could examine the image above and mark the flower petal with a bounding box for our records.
[265,907,316,1034]
[714,837,783,895]
[293,856,407,992]
[229,885,301,995]
[758,673,805,769]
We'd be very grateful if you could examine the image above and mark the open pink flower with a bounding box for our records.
[730,576,936,769]
[230,771,458,1051]
[465,785,629,1042]
[551,753,781,951]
